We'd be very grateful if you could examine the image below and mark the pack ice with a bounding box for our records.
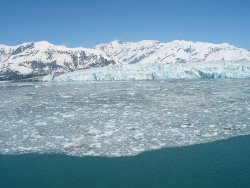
[0,80,250,157]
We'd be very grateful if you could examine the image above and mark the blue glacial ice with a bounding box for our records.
[42,61,250,82]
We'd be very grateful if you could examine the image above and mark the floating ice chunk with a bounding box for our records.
[88,128,100,136]
[62,114,75,118]
[61,95,72,98]
[25,92,38,96]
[35,122,47,126]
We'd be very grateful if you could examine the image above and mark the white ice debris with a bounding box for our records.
[0,80,250,157]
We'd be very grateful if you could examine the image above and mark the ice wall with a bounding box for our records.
[42,61,250,82]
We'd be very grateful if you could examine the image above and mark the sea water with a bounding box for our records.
[0,79,250,157]
[1,136,250,188]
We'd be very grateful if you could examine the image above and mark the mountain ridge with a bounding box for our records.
[1,40,250,80]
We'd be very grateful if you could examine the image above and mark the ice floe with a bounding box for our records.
[0,80,250,157]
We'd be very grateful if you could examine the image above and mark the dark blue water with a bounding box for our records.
[1,136,250,188]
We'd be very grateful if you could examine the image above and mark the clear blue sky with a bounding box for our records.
[0,0,250,49]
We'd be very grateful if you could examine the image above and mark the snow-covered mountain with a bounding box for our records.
[0,41,115,80]
[1,40,250,81]
[96,40,250,64]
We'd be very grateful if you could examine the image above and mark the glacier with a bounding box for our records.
[42,61,250,82]
[1,40,250,81]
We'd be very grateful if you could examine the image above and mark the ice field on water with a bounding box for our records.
[0,79,250,157]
